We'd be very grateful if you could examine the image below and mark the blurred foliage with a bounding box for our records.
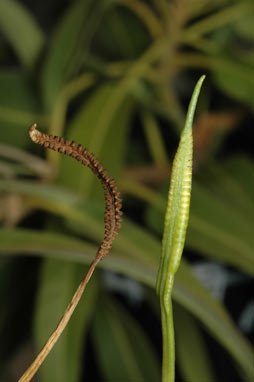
[0,0,253,381]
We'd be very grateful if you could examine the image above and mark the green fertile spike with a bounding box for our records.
[156,75,205,296]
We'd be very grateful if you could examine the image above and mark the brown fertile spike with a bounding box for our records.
[28,124,122,259]
[19,125,123,382]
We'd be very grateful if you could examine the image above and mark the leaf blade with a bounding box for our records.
[0,0,44,68]
[0,227,254,379]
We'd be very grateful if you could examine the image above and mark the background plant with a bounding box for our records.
[0,0,253,381]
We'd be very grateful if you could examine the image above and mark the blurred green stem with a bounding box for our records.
[142,111,169,166]
[80,38,170,197]
[117,0,163,38]
[174,54,254,82]
[120,177,165,208]
[152,0,169,19]
[0,143,52,179]
[0,106,48,126]
[47,73,96,165]
[182,1,249,39]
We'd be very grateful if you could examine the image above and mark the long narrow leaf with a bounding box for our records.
[41,0,94,109]
[0,228,254,379]
[174,303,215,382]
[0,0,44,68]
[93,296,149,382]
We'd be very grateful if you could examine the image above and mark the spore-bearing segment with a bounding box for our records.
[29,124,122,259]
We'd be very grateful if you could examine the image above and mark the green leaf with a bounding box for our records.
[117,300,160,382]
[183,1,250,38]
[1,228,254,379]
[93,296,159,381]
[188,156,254,274]
[0,142,52,178]
[213,57,254,107]
[1,166,253,276]
[95,5,149,59]
[0,0,44,68]
[174,260,254,380]
[41,0,103,109]
[142,110,168,166]
[93,298,142,381]
[0,228,155,286]
[198,156,253,216]
[0,166,253,379]
[0,179,82,208]
[58,83,133,199]
[233,0,254,41]
[187,182,254,274]
[174,303,215,382]
[0,71,41,146]
[0,257,38,374]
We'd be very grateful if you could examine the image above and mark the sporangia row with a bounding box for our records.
[29,124,122,259]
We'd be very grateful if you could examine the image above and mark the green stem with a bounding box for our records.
[117,0,163,38]
[182,1,249,38]
[142,111,169,166]
[47,73,96,165]
[0,106,48,127]
[160,275,175,382]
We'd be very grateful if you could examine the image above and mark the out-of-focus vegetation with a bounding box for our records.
[0,0,253,381]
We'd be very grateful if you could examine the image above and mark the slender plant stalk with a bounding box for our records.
[18,257,99,382]
[19,125,122,382]
[156,76,205,382]
[160,275,175,382]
